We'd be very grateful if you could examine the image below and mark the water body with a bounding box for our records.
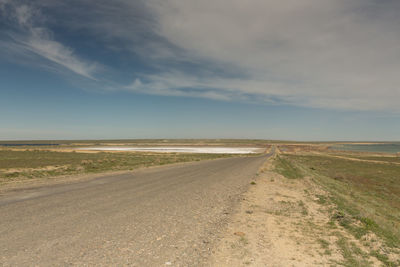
[330,143,400,154]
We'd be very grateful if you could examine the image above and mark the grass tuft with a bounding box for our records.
[274,155,304,179]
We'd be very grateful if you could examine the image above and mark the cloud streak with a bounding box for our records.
[0,1,98,79]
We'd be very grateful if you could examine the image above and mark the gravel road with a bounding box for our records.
[0,155,267,266]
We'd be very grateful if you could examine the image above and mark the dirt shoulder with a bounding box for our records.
[211,156,389,266]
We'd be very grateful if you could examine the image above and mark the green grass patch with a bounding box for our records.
[316,194,328,205]
[370,250,398,266]
[336,237,372,267]
[274,155,304,179]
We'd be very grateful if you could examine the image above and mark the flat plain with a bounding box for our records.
[1,140,399,266]
[214,144,400,266]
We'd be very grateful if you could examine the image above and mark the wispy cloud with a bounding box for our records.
[0,1,98,79]
[2,0,400,111]
[25,29,98,79]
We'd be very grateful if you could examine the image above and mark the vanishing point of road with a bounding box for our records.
[0,154,269,266]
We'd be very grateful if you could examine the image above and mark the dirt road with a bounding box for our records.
[0,155,267,266]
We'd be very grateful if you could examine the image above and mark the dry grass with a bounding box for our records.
[0,149,234,184]
[279,152,400,266]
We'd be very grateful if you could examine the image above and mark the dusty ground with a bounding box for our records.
[0,156,267,266]
[211,156,385,266]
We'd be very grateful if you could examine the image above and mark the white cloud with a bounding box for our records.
[130,0,400,111]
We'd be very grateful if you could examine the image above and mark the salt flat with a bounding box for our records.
[78,147,263,154]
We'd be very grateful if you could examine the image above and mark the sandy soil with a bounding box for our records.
[210,157,383,266]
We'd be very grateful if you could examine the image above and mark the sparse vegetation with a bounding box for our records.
[288,154,400,248]
[315,194,328,205]
[274,155,304,179]
[0,149,234,184]
[336,236,372,267]
[276,151,400,265]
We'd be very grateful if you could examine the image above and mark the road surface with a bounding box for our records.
[0,155,267,266]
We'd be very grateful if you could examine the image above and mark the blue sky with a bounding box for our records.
[1,0,400,141]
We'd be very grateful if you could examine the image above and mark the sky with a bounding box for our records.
[1,0,400,141]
